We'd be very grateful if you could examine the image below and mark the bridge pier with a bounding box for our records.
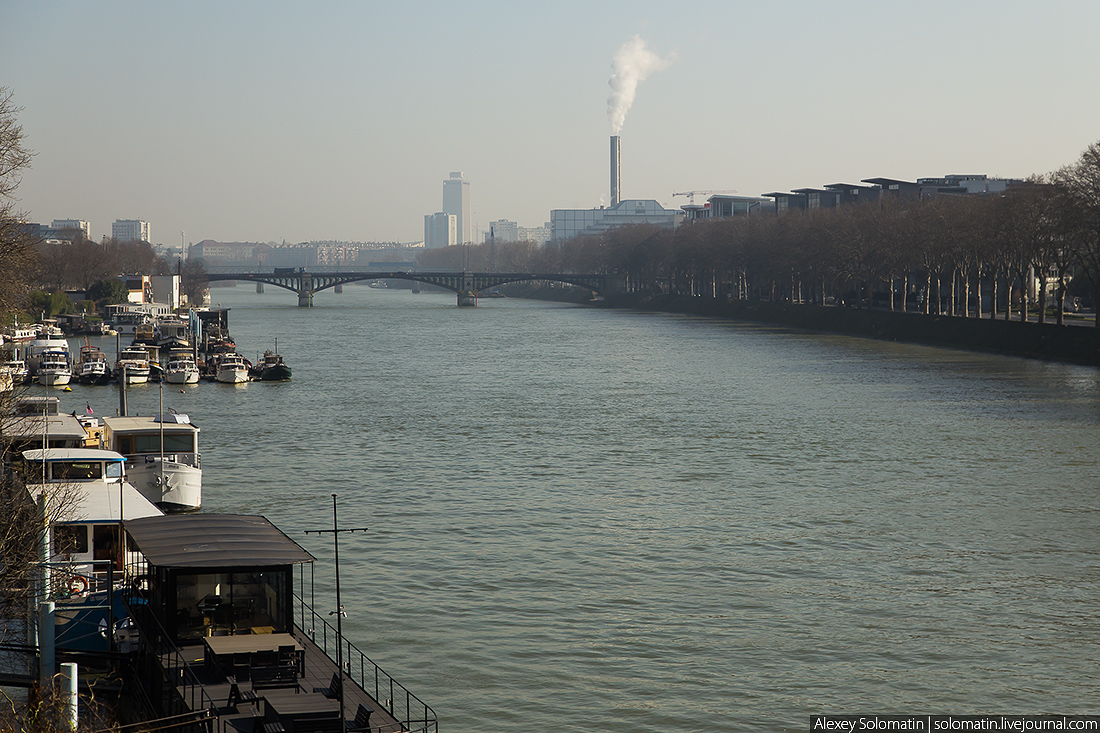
[297,273,314,307]
[256,283,264,293]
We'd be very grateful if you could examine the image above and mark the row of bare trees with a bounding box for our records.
[36,237,173,293]
[421,141,1100,327]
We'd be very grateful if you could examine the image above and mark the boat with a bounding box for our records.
[103,412,202,512]
[115,344,151,384]
[214,352,250,384]
[3,323,37,343]
[0,396,89,457]
[37,349,73,387]
[77,344,112,385]
[164,352,200,384]
[250,350,292,381]
[19,447,162,653]
[133,321,158,346]
[1,358,29,386]
[24,321,70,375]
[156,315,192,350]
[20,447,164,579]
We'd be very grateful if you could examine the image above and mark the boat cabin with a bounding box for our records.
[20,448,163,583]
[104,413,200,460]
[122,514,313,643]
[0,396,89,457]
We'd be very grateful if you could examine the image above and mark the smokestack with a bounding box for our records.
[610,135,621,207]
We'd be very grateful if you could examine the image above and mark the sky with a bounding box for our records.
[3,1,1100,246]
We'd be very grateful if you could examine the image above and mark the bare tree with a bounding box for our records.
[0,88,39,318]
[1053,140,1100,326]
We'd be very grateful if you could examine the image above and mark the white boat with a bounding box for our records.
[103,413,202,512]
[3,323,37,343]
[115,345,151,384]
[1,358,29,386]
[165,353,200,384]
[78,344,112,385]
[25,322,70,374]
[37,349,73,386]
[20,447,163,591]
[214,352,249,384]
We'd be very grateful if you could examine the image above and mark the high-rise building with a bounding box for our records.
[442,172,471,245]
[424,213,457,249]
[50,219,91,239]
[113,219,151,243]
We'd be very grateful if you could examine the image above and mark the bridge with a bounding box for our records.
[205,269,624,307]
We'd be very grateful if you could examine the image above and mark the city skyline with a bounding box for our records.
[3,1,1099,245]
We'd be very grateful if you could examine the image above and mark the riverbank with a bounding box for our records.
[595,294,1100,366]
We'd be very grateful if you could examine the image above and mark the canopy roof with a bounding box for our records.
[124,514,315,568]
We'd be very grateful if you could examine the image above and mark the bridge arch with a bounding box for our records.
[205,270,622,306]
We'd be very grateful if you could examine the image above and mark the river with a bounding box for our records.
[68,284,1100,731]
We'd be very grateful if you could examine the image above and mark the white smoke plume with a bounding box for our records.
[607,35,674,134]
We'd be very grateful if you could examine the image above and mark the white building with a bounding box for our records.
[50,219,91,238]
[442,172,471,245]
[113,219,150,243]
[485,220,518,243]
[519,223,551,245]
[424,212,457,249]
[550,199,684,242]
[150,275,182,309]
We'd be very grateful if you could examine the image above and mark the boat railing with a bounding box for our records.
[131,453,200,468]
[294,593,438,733]
[125,580,219,728]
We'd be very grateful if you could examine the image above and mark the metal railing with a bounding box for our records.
[124,591,218,730]
[295,593,438,733]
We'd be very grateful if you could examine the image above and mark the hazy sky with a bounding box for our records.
[4,1,1099,246]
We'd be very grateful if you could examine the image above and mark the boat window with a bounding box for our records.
[53,525,88,556]
[132,434,194,453]
[52,461,102,481]
[173,571,287,641]
[92,525,120,565]
[105,461,123,479]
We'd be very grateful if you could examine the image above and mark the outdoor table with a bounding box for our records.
[262,689,340,733]
[203,632,303,676]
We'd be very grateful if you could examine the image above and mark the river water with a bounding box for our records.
[68,285,1100,731]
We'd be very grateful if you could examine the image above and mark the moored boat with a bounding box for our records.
[250,349,292,381]
[115,345,151,384]
[25,321,70,375]
[19,447,162,603]
[102,412,202,512]
[1,358,29,386]
[164,352,200,384]
[37,349,72,386]
[78,344,112,385]
[214,352,249,384]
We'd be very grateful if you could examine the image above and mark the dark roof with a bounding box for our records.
[124,514,315,568]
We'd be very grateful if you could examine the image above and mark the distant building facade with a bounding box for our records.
[50,219,91,238]
[113,219,150,243]
[519,224,551,245]
[442,172,471,244]
[424,213,457,249]
[485,220,518,243]
[550,199,684,242]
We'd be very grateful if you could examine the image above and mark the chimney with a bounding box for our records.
[610,135,621,207]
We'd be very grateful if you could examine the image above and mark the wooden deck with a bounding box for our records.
[167,629,412,733]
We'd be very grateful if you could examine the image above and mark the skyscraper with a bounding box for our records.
[441,172,471,245]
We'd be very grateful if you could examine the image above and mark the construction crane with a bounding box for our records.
[672,190,738,206]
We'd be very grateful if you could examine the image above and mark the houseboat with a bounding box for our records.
[103,413,202,512]
[115,514,437,732]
